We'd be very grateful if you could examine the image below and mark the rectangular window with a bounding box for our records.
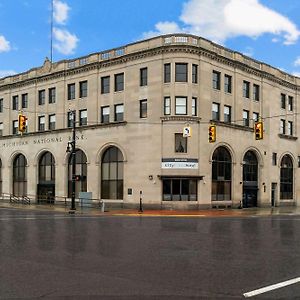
[114,104,124,121]
[49,88,56,104]
[12,95,18,110]
[68,83,75,100]
[212,102,220,121]
[298,156,300,168]
[192,97,197,116]
[114,73,124,92]
[67,111,73,128]
[49,114,56,130]
[164,97,171,115]
[13,120,18,135]
[272,153,277,166]
[224,105,231,123]
[101,76,110,94]
[164,63,171,83]
[175,63,188,82]
[79,80,88,98]
[288,96,293,111]
[288,121,293,136]
[21,93,28,108]
[101,106,110,123]
[243,110,249,126]
[0,98,3,112]
[253,84,260,101]
[175,133,187,153]
[0,122,3,136]
[212,71,221,90]
[175,97,187,115]
[192,64,198,84]
[281,93,286,109]
[38,90,45,105]
[139,99,147,118]
[224,74,232,93]
[79,109,87,126]
[140,67,148,86]
[38,116,45,131]
[280,119,286,134]
[243,81,250,98]
[253,112,259,122]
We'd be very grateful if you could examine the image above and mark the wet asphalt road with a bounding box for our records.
[0,208,300,299]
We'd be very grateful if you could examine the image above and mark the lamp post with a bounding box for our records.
[66,110,76,213]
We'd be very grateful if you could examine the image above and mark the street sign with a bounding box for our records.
[183,126,192,137]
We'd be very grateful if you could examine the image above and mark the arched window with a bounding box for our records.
[243,151,258,182]
[39,152,55,183]
[13,154,27,196]
[68,149,87,198]
[280,155,293,199]
[101,146,124,199]
[212,146,232,201]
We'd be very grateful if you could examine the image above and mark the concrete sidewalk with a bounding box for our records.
[1,201,300,217]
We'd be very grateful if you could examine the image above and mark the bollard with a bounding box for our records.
[139,190,143,213]
[101,200,105,213]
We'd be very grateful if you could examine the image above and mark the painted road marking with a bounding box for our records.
[243,277,300,298]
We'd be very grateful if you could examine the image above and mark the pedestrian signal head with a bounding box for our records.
[209,125,216,143]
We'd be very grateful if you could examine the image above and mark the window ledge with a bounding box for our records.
[278,134,298,140]
[161,116,201,123]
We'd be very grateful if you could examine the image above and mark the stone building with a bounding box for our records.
[0,34,299,209]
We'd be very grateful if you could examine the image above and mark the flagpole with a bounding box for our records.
[50,0,53,62]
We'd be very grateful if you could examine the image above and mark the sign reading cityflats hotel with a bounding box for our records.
[0,134,86,148]
[161,158,198,169]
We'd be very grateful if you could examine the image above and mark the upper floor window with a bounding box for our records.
[253,84,260,101]
[212,102,220,121]
[224,74,232,93]
[0,122,3,136]
[212,71,221,90]
[192,64,198,84]
[288,96,293,111]
[175,133,187,153]
[12,95,18,111]
[68,83,75,100]
[38,116,45,131]
[280,119,286,134]
[288,121,293,136]
[243,81,250,98]
[101,76,110,94]
[79,109,87,126]
[49,87,56,104]
[164,97,171,115]
[79,81,88,98]
[175,63,188,82]
[272,152,277,166]
[0,98,3,113]
[175,96,187,115]
[21,93,28,109]
[281,93,286,109]
[49,114,56,130]
[114,104,124,121]
[101,106,110,123]
[253,112,259,123]
[38,90,45,105]
[139,99,147,118]
[192,97,197,116]
[164,63,171,83]
[224,105,231,123]
[243,110,249,126]
[140,68,148,86]
[12,120,18,135]
[114,73,124,92]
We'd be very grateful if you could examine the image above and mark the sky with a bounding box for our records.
[0,0,300,78]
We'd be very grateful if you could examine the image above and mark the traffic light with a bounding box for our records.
[18,114,27,133]
[209,125,216,143]
[254,121,263,140]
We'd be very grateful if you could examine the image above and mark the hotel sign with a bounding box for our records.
[161,158,198,169]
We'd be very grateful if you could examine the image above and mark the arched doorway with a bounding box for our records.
[242,150,258,208]
[37,152,55,203]
[101,146,124,200]
[68,149,87,198]
[280,154,293,200]
[212,146,232,201]
[13,154,27,196]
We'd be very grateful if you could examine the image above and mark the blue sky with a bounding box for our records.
[0,0,300,78]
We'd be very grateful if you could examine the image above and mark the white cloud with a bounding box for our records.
[53,27,78,55]
[294,57,300,67]
[242,47,254,57]
[53,0,70,25]
[292,71,300,77]
[143,22,182,39]
[144,0,300,45]
[0,70,16,78]
[0,35,11,52]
